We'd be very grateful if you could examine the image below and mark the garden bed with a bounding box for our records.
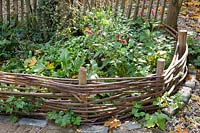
[0,7,188,129]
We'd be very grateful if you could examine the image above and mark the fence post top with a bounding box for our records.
[157,58,165,62]
[179,30,187,33]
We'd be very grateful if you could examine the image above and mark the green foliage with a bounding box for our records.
[187,36,200,68]
[1,9,174,78]
[145,111,170,130]
[153,92,185,109]
[131,101,170,130]
[47,109,81,127]
[0,96,42,123]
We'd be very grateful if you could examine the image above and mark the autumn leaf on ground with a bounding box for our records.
[186,75,193,81]
[191,94,200,105]
[196,28,200,33]
[28,57,37,67]
[175,125,189,133]
[104,117,121,129]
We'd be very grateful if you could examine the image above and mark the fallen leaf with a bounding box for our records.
[175,125,182,133]
[196,28,200,33]
[28,57,37,67]
[187,2,193,6]
[72,75,77,79]
[182,128,189,133]
[191,94,200,105]
[104,117,121,129]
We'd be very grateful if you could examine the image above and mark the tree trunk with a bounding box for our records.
[165,0,183,29]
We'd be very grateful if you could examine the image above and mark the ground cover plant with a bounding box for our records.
[0,9,175,79]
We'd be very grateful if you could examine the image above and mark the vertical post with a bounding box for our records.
[161,0,166,23]
[114,0,120,17]
[133,0,140,19]
[78,67,88,118]
[156,58,165,77]
[79,67,87,85]
[25,0,31,27]
[156,58,165,92]
[0,0,2,22]
[178,30,187,59]
[13,0,18,24]
[154,0,160,21]
[147,0,153,19]
[120,0,126,15]
[21,0,24,21]
[6,0,10,23]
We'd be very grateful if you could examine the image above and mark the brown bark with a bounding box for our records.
[165,0,183,29]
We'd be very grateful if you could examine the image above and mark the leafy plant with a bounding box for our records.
[131,101,170,130]
[153,92,185,109]
[145,111,170,130]
[0,96,40,123]
[187,35,200,68]
[47,109,81,127]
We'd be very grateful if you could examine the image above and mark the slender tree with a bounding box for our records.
[165,0,183,29]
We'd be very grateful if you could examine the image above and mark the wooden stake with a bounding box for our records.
[13,0,18,24]
[0,0,2,22]
[156,58,165,77]
[178,30,187,58]
[156,58,165,92]
[78,67,87,85]
[6,0,10,23]
[78,67,88,118]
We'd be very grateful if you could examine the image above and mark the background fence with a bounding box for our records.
[0,0,168,27]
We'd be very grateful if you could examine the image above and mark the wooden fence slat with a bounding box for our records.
[127,0,133,18]
[161,0,167,23]
[133,0,140,19]
[114,0,120,16]
[0,0,2,22]
[6,0,10,23]
[147,0,154,19]
[141,0,146,17]
[21,0,24,20]
[120,0,126,15]
[33,0,37,13]
[13,0,18,23]
[178,30,187,58]
[25,0,31,27]
[154,0,161,20]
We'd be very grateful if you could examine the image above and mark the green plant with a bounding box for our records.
[131,101,170,130]
[187,36,200,68]
[153,92,185,109]
[47,109,81,127]
[0,96,39,122]
[145,111,170,130]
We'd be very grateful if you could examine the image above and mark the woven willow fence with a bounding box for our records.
[0,0,168,26]
[0,29,188,124]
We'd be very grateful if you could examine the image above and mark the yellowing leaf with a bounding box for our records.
[35,50,42,54]
[191,94,200,105]
[85,27,90,30]
[187,2,194,6]
[196,28,200,33]
[28,57,37,67]
[46,62,55,70]
[104,118,121,129]
[72,75,77,79]
[181,11,187,15]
